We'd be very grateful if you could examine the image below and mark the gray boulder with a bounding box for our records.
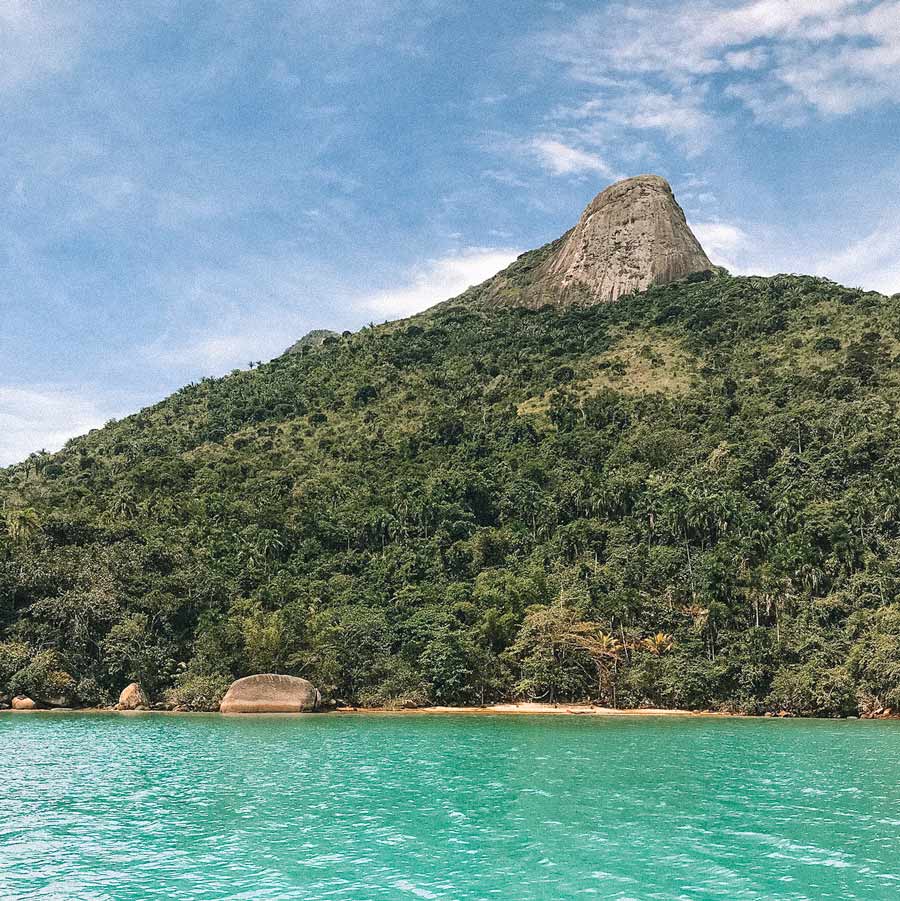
[219,674,321,714]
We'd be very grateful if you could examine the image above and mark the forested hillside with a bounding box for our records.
[3,267,900,715]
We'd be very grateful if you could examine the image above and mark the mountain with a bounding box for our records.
[2,178,899,717]
[484,175,713,308]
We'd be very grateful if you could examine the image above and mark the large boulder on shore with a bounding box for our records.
[12,696,36,710]
[116,682,149,710]
[219,674,321,714]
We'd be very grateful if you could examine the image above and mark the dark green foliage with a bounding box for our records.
[2,272,900,714]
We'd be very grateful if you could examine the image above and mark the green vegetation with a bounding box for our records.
[3,266,900,715]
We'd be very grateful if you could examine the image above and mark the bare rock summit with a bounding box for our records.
[492,175,713,308]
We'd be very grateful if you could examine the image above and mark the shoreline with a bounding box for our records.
[341,703,729,717]
[1,702,732,717]
[2,701,895,719]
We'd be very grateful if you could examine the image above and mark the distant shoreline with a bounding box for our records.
[0,702,900,720]
[339,703,729,717]
[1,702,728,717]
[0,703,843,718]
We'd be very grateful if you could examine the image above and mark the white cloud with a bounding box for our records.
[693,221,749,255]
[142,246,521,373]
[531,139,614,177]
[692,220,752,273]
[0,2,87,91]
[355,247,520,319]
[724,47,769,70]
[537,1,900,127]
[534,84,715,169]
[557,88,715,151]
[0,385,110,466]
[692,215,900,293]
[158,334,275,370]
[690,219,790,277]
[814,223,900,295]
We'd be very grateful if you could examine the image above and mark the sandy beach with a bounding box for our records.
[2,702,722,716]
[339,703,728,716]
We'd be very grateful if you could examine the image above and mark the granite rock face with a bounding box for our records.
[219,674,321,714]
[11,696,36,710]
[117,682,149,710]
[496,175,712,308]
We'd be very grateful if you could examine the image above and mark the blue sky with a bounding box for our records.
[2,0,900,465]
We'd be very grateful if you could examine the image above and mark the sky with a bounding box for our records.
[2,0,900,465]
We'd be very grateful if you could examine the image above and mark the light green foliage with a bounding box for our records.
[847,606,900,710]
[505,597,598,703]
[766,660,855,717]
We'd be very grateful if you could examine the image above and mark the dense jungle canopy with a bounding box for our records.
[3,263,900,715]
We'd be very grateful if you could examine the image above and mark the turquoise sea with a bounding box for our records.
[1,713,898,900]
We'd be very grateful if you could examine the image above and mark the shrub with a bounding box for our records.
[357,658,429,709]
[0,641,31,691]
[766,662,855,717]
[847,607,900,710]
[8,650,76,705]
[75,676,107,708]
[165,671,231,711]
[353,385,378,406]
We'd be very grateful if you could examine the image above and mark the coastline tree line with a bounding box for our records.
[2,269,900,715]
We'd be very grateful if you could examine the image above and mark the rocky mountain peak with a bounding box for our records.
[491,175,713,308]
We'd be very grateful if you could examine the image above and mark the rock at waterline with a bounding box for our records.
[219,674,321,714]
[12,696,36,710]
[117,682,149,710]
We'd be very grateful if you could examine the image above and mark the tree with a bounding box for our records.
[641,633,674,656]
[4,272,900,715]
[4,507,40,545]
[506,595,623,704]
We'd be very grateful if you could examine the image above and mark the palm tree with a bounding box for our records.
[568,624,624,707]
[4,507,40,545]
[641,632,674,656]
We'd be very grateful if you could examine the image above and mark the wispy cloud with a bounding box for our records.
[141,246,521,374]
[0,385,110,466]
[0,2,88,91]
[537,0,900,127]
[355,247,520,319]
[142,253,344,372]
[814,221,900,295]
[531,139,615,177]
[692,221,753,271]
[693,214,900,293]
[550,87,716,155]
[690,218,796,277]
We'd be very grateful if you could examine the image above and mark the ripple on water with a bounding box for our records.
[0,714,898,900]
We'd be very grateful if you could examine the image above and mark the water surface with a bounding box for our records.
[1,713,898,900]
